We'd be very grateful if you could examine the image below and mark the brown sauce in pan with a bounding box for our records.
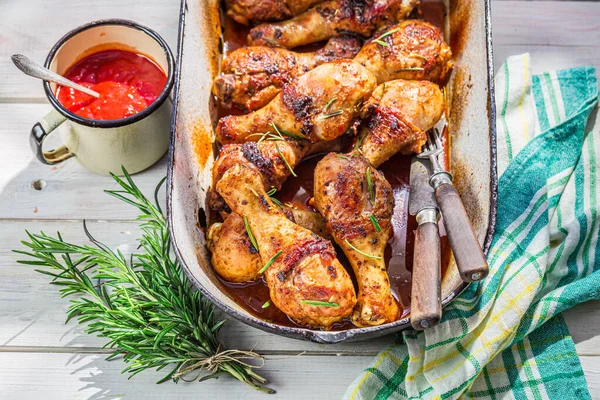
[215,0,450,330]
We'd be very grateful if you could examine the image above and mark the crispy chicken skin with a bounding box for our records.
[208,208,331,283]
[247,0,419,49]
[313,154,398,326]
[207,213,262,282]
[209,137,348,212]
[214,36,362,112]
[354,20,453,85]
[360,79,445,166]
[225,0,322,25]
[217,164,357,327]
[216,60,377,145]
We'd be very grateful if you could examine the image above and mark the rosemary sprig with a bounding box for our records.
[259,250,282,274]
[275,143,298,177]
[317,110,344,120]
[262,300,271,309]
[300,300,339,307]
[324,97,337,112]
[373,27,401,47]
[408,52,428,61]
[266,187,283,207]
[14,167,273,393]
[345,239,382,260]
[270,123,307,141]
[369,215,382,232]
[366,167,375,205]
[244,216,259,251]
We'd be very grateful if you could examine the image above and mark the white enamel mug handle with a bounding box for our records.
[30,109,74,165]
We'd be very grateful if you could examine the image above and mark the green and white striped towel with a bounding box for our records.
[345,54,600,400]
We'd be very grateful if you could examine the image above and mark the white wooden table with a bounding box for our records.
[1,1,599,398]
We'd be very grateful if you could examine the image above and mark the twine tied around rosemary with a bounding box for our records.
[174,344,266,382]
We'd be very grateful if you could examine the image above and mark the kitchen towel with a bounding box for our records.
[345,54,600,399]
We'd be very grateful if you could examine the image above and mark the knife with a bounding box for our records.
[408,157,442,330]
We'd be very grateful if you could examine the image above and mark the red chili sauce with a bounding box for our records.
[56,50,167,121]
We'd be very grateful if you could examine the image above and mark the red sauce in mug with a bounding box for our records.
[56,50,167,120]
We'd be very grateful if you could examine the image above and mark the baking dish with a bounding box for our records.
[167,0,497,344]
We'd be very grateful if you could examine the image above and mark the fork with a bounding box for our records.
[418,129,489,282]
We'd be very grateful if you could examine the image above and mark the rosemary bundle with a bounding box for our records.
[14,168,274,394]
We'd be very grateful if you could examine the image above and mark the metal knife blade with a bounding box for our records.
[409,157,437,216]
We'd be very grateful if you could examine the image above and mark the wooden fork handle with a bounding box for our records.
[410,216,442,330]
[435,183,489,282]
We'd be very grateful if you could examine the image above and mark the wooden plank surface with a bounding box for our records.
[1,0,600,398]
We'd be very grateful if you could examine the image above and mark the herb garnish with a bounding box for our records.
[300,300,339,307]
[275,143,298,177]
[408,53,428,61]
[266,187,283,207]
[262,300,271,309]
[345,239,382,260]
[318,110,344,120]
[244,216,259,251]
[369,215,382,232]
[366,167,375,205]
[14,167,273,393]
[259,250,282,274]
[373,27,401,47]
[270,123,306,140]
[399,67,425,72]
[324,97,337,112]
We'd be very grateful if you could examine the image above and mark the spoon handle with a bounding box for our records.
[11,54,100,98]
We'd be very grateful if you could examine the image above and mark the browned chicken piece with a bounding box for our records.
[214,36,362,112]
[217,164,357,327]
[360,79,445,167]
[209,137,348,212]
[354,20,453,85]
[208,207,330,283]
[313,154,398,326]
[207,213,261,282]
[216,60,377,145]
[248,0,419,49]
[225,0,322,25]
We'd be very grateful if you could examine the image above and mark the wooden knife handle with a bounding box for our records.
[435,183,489,282]
[410,221,442,330]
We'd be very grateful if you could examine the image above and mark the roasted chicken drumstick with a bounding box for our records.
[216,60,377,144]
[217,164,357,327]
[213,20,451,113]
[208,208,330,283]
[314,154,397,326]
[214,36,362,112]
[225,0,321,25]
[360,79,445,166]
[312,79,444,326]
[248,0,418,49]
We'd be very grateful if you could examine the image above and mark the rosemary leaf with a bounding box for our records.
[324,97,337,112]
[373,27,401,47]
[270,123,306,141]
[399,67,425,72]
[300,300,339,307]
[366,167,375,205]
[408,53,428,61]
[345,239,382,260]
[369,215,382,232]
[259,250,282,274]
[244,216,259,252]
[275,143,298,177]
[14,167,273,393]
[317,110,344,120]
[262,300,271,309]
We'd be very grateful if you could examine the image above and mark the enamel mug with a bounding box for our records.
[30,19,174,175]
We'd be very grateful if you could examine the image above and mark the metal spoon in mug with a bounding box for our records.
[11,54,100,98]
